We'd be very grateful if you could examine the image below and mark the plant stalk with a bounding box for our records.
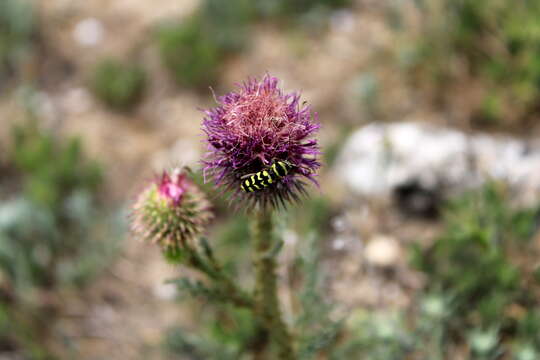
[252,210,295,359]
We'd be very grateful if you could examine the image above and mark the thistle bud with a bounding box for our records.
[131,168,212,253]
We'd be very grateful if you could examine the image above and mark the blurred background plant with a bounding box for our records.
[255,0,352,28]
[0,0,36,87]
[156,0,255,89]
[156,0,353,89]
[156,16,225,89]
[409,183,540,358]
[0,118,121,359]
[404,0,540,128]
[91,59,146,111]
[309,183,540,359]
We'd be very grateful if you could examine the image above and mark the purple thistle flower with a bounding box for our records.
[202,74,321,209]
[131,168,213,252]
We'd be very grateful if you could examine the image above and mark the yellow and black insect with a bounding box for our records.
[240,161,293,192]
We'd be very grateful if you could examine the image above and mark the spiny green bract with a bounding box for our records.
[91,59,146,111]
[131,170,212,256]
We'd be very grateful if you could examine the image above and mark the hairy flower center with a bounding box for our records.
[222,92,289,137]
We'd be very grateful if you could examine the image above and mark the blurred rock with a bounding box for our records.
[330,10,356,33]
[61,87,93,115]
[331,215,348,232]
[73,18,105,47]
[364,234,401,268]
[152,282,177,301]
[336,122,540,208]
[332,236,349,250]
[91,304,117,326]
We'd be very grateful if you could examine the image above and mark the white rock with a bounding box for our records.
[91,304,117,324]
[153,282,177,301]
[61,87,92,114]
[331,216,348,232]
[332,236,347,250]
[73,18,105,47]
[364,235,401,267]
[336,122,540,204]
[330,10,356,33]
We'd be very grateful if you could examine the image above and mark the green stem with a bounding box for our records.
[252,210,295,359]
[211,264,254,309]
[187,247,254,308]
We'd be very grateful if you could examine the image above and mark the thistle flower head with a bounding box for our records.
[131,168,212,253]
[202,74,321,209]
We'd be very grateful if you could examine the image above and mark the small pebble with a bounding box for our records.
[73,18,105,47]
[153,282,177,301]
[364,235,401,267]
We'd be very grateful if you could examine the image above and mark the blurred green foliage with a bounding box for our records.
[292,200,341,359]
[11,122,102,213]
[91,59,146,111]
[410,183,540,357]
[0,0,35,82]
[165,306,260,360]
[0,121,121,358]
[330,310,414,360]
[324,184,540,359]
[255,0,352,20]
[201,0,255,52]
[157,16,224,89]
[408,0,540,126]
[157,0,353,89]
[157,0,256,90]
